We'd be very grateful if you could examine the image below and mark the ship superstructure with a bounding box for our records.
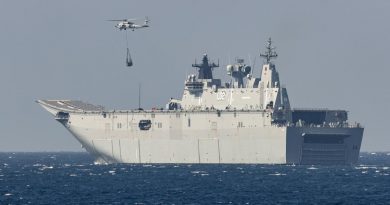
[38,38,364,165]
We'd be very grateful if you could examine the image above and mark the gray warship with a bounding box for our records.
[37,38,364,165]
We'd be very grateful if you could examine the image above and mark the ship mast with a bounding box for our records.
[260,38,278,63]
[192,54,219,79]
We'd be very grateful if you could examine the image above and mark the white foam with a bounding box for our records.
[307,167,318,170]
[355,166,377,170]
[69,174,77,177]
[269,172,286,176]
[94,161,106,165]
[355,166,368,170]
[4,193,12,196]
[191,170,208,175]
[108,170,116,174]
[39,166,54,171]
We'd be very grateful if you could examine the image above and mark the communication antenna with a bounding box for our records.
[248,54,256,75]
[138,83,141,109]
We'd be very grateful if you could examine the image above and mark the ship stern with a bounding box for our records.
[286,126,364,165]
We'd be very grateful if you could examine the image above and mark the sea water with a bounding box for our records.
[1,152,389,204]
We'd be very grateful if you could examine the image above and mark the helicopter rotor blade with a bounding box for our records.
[107,18,138,22]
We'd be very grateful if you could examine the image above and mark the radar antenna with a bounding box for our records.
[260,38,278,63]
[192,54,219,79]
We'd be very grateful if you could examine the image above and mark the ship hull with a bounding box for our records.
[37,100,363,165]
[60,111,363,165]
[69,124,288,164]
[69,126,363,165]
[286,127,363,165]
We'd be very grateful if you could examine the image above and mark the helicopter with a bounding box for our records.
[108,17,149,31]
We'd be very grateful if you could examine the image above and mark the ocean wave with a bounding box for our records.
[269,172,286,176]
[108,170,116,175]
[355,166,378,170]
[38,165,54,171]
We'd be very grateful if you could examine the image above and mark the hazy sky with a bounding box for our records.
[1,0,389,152]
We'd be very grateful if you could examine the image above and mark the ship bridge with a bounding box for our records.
[178,38,291,124]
